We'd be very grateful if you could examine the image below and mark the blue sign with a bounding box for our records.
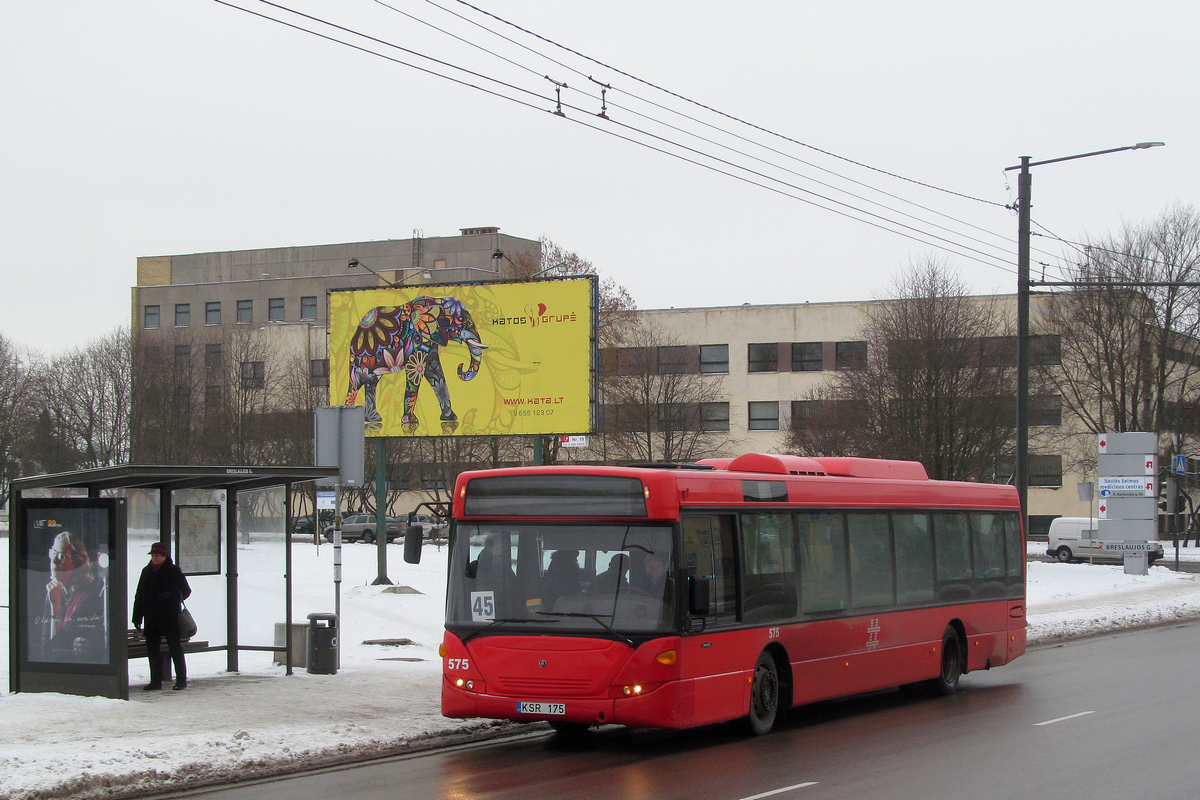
[1176,455,1187,476]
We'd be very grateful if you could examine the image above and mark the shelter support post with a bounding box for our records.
[226,492,238,673]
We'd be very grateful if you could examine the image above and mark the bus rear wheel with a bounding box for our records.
[747,651,780,736]
[926,628,962,697]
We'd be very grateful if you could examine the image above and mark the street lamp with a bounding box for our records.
[1005,142,1164,520]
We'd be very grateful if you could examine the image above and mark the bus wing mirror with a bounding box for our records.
[688,575,711,616]
[403,526,423,564]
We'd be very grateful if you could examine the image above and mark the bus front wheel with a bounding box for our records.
[926,628,962,697]
[747,651,780,735]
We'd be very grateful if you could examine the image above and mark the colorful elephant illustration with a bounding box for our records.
[344,296,486,433]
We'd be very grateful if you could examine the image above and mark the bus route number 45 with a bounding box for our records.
[471,591,496,621]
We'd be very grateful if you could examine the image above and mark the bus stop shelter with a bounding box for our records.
[8,464,338,699]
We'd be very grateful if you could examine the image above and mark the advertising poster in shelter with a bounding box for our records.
[176,505,221,575]
[328,277,597,438]
[19,502,116,666]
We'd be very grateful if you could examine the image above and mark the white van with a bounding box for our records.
[1046,517,1164,563]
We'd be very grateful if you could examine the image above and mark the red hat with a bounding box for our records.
[148,542,169,557]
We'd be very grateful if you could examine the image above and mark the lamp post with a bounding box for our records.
[1005,142,1164,520]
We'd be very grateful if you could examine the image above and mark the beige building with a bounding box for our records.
[621,295,1089,536]
[130,234,1088,534]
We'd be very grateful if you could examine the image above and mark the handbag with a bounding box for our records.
[178,603,198,640]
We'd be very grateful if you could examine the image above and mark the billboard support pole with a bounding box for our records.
[372,437,392,585]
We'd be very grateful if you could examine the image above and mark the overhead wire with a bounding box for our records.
[413,0,1023,254]
[447,0,1009,209]
[214,0,1030,277]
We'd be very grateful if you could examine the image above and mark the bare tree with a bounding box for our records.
[0,335,41,496]
[39,328,132,469]
[786,257,1016,481]
[1038,205,1200,452]
[599,319,734,463]
[130,327,198,464]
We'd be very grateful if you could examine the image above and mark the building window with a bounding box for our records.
[980,336,1017,367]
[791,400,814,428]
[301,296,318,321]
[204,385,222,415]
[175,303,190,327]
[1030,454,1063,487]
[310,359,329,388]
[268,297,285,322]
[748,401,780,430]
[237,299,253,324]
[835,341,867,370]
[421,466,447,491]
[205,301,221,325]
[1030,395,1062,427]
[240,360,265,389]
[174,386,190,416]
[434,259,446,270]
[791,342,823,371]
[657,402,695,431]
[699,344,729,374]
[205,344,222,369]
[748,343,778,373]
[144,305,160,329]
[615,347,651,375]
[701,402,730,432]
[174,345,190,370]
[657,346,688,375]
[1031,335,1061,366]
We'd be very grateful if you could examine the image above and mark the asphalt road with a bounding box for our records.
[161,621,1200,800]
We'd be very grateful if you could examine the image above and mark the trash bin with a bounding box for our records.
[307,612,338,675]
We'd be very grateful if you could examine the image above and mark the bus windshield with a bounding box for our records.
[447,523,676,637]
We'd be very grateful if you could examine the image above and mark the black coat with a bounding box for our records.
[132,559,192,634]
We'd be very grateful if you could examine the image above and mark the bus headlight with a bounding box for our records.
[622,685,643,696]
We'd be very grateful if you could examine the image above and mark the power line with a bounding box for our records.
[384,0,1022,264]
[214,1,1020,275]
[448,0,1009,209]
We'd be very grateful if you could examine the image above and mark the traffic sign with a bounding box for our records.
[1176,454,1187,476]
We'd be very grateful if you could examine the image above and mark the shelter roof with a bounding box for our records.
[11,465,338,495]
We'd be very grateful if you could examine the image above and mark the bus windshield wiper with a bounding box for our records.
[462,617,558,643]
[537,611,634,646]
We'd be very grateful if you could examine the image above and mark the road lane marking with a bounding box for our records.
[740,781,819,800]
[1034,710,1096,726]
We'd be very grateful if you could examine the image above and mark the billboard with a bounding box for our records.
[328,276,596,438]
[12,497,128,698]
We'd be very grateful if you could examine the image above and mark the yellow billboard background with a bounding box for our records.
[328,277,595,437]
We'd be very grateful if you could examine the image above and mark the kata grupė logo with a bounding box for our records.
[490,302,578,328]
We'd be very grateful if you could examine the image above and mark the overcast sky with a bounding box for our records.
[2,1,1196,354]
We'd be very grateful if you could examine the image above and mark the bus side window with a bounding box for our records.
[682,515,738,623]
[894,513,934,604]
[933,513,973,603]
[740,512,798,623]
[798,511,848,614]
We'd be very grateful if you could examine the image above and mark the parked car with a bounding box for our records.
[322,514,403,544]
[1046,516,1164,563]
[406,513,449,540]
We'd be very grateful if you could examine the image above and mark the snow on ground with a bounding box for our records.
[2,538,1200,800]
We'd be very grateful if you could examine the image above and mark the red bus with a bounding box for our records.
[407,452,1025,736]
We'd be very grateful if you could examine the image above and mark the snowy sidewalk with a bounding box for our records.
[3,547,1200,800]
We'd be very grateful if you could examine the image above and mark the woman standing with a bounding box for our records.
[132,542,192,691]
